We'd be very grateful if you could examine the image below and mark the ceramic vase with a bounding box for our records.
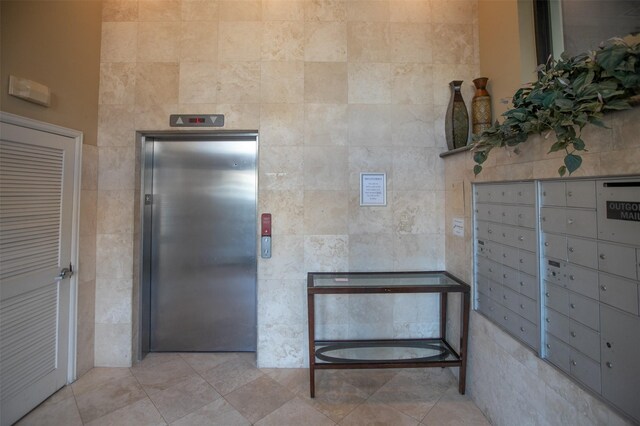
[445,80,469,150]
[472,77,492,136]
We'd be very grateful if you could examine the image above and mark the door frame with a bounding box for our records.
[0,111,82,383]
[136,131,259,360]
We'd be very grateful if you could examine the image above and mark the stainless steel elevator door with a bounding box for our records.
[149,137,257,352]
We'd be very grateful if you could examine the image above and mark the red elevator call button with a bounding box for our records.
[261,213,272,236]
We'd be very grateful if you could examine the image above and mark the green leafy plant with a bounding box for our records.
[472,37,640,176]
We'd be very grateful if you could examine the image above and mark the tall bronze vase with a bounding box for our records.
[445,80,469,150]
[472,77,492,136]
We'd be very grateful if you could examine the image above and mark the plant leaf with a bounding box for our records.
[473,165,483,176]
[558,165,567,177]
[564,154,583,174]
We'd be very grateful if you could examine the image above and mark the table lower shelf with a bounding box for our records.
[309,338,464,397]
[314,338,461,366]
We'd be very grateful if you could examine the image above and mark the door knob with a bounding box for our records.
[55,265,74,281]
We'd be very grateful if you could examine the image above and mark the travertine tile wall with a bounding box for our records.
[443,107,640,425]
[77,145,98,376]
[96,0,480,367]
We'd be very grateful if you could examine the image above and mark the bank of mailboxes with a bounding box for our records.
[474,178,640,423]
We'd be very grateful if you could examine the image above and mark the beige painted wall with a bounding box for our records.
[0,0,102,146]
[0,0,102,377]
[477,0,536,118]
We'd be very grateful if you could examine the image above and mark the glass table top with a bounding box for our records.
[308,271,466,289]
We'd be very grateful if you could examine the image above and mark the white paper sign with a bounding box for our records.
[453,217,465,237]
[360,173,386,206]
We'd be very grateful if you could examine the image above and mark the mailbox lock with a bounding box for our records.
[570,331,577,337]
[601,285,607,291]
[600,254,606,260]
[569,275,575,281]
[545,292,550,297]
[571,360,577,366]
[520,327,525,332]
[546,344,551,349]
[570,303,576,309]
[518,236,524,241]
[567,218,574,225]
[606,362,613,369]
[546,318,550,323]
[545,242,549,246]
[569,247,574,253]
[606,342,612,348]
[567,191,573,197]
[519,304,524,309]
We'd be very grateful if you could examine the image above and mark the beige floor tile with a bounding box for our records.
[131,355,196,394]
[16,393,82,426]
[71,367,132,396]
[254,396,335,426]
[85,398,166,426]
[337,369,398,397]
[200,356,265,395]
[369,368,454,421]
[235,351,257,367]
[179,352,238,374]
[421,386,491,426]
[170,398,251,426]
[148,374,221,423]
[261,368,310,396]
[301,370,369,423]
[339,400,420,426]
[44,385,75,405]
[75,375,147,423]
[225,375,295,423]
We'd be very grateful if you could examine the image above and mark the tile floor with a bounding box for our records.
[17,352,491,425]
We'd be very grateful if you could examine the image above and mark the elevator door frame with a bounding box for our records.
[137,131,259,359]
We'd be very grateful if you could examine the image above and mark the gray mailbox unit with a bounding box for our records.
[474,182,539,351]
[473,177,640,424]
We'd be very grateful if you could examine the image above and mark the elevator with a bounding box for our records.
[140,132,257,354]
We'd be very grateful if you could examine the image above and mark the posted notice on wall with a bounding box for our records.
[360,173,386,206]
[452,217,464,237]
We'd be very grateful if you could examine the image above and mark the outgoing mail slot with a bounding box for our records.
[597,178,640,246]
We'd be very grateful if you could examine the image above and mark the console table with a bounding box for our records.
[307,271,470,397]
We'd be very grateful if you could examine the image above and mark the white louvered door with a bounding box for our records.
[0,121,77,426]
